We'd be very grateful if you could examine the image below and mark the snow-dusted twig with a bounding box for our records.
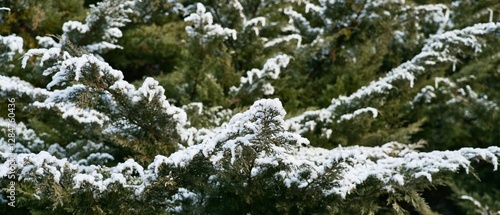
[230,54,291,97]
[185,3,237,43]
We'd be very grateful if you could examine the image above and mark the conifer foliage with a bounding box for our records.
[1,0,500,214]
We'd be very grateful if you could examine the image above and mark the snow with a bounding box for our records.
[134,77,165,103]
[22,47,64,69]
[460,195,484,209]
[36,36,59,48]
[105,27,123,39]
[412,85,436,104]
[114,159,145,178]
[314,145,499,197]
[0,119,45,153]
[431,77,498,111]
[3,151,74,184]
[73,173,99,189]
[151,98,305,170]
[62,21,90,34]
[283,7,322,37]
[435,77,456,88]
[0,75,50,99]
[51,0,134,53]
[231,55,291,97]
[244,17,266,28]
[80,153,114,165]
[337,107,378,123]
[0,34,23,61]
[21,46,189,142]
[414,4,450,28]
[130,78,188,129]
[85,42,123,53]
[459,195,498,213]
[142,99,500,199]
[1,127,498,202]
[38,102,110,125]
[425,22,499,55]
[3,0,500,211]
[285,21,500,136]
[166,188,199,212]
[32,84,110,126]
[0,152,144,195]
[264,34,302,48]
[185,3,237,43]
[46,54,124,89]
[231,0,266,36]
[109,80,135,97]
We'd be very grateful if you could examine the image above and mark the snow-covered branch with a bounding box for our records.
[0,75,50,99]
[0,35,23,63]
[185,3,237,43]
[20,44,189,158]
[1,99,498,209]
[230,54,291,97]
[286,22,500,135]
[62,0,135,53]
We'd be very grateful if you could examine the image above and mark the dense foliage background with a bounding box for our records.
[0,0,499,214]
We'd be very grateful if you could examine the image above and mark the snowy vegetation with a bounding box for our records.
[1,0,499,214]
